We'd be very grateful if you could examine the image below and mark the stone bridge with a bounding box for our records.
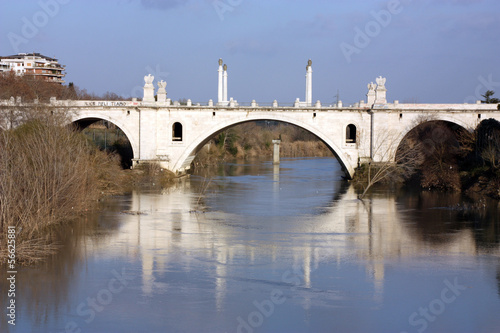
[2,60,499,178]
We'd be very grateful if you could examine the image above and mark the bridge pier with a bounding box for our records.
[272,140,281,165]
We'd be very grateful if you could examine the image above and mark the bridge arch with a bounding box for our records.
[395,118,469,165]
[398,114,473,147]
[71,113,139,163]
[393,114,474,161]
[173,114,356,178]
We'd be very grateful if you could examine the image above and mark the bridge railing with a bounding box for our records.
[0,98,498,112]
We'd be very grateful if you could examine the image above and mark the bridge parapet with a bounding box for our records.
[372,102,499,112]
[2,98,497,113]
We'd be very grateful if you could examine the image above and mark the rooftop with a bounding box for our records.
[1,53,58,62]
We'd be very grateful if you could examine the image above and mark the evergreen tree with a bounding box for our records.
[481,90,500,104]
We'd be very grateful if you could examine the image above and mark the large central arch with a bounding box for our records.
[173,114,356,178]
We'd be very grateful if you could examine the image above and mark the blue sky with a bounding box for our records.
[1,0,499,105]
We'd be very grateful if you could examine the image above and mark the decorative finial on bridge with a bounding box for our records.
[376,76,386,88]
[157,80,167,103]
[374,76,387,104]
[308,59,312,67]
[158,80,167,90]
[223,64,227,71]
[219,58,223,66]
[367,82,376,106]
[143,74,155,102]
[144,74,154,86]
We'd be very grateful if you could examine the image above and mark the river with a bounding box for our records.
[2,157,500,333]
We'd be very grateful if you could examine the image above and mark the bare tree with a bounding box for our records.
[482,144,499,169]
[357,129,423,199]
[399,117,465,192]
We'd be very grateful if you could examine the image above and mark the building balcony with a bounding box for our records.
[34,65,65,70]
[34,70,65,76]
[39,72,65,77]
[43,76,65,84]
[31,61,64,68]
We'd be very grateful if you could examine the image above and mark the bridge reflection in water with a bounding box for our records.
[7,158,500,332]
[89,165,497,313]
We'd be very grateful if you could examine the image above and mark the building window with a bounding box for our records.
[346,124,356,143]
[172,122,183,141]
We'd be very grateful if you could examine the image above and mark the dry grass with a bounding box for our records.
[0,110,125,264]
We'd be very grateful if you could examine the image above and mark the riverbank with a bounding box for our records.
[354,164,500,202]
[0,119,175,266]
[463,171,500,200]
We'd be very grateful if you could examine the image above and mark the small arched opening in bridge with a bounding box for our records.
[172,122,183,142]
[396,120,469,189]
[72,118,134,169]
[180,120,353,178]
[346,124,357,144]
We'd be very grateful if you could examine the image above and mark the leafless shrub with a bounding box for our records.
[476,119,500,169]
[406,120,463,191]
[0,72,75,102]
[356,130,424,199]
[0,72,126,102]
[0,107,123,264]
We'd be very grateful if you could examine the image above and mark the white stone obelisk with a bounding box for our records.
[223,64,228,104]
[217,59,223,105]
[305,59,312,106]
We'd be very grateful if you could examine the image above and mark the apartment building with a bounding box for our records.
[0,52,66,84]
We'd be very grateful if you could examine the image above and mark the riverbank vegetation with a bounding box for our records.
[192,121,331,169]
[0,113,121,263]
[0,112,175,264]
[459,119,500,199]
[355,117,500,200]
[0,74,173,264]
[354,130,424,199]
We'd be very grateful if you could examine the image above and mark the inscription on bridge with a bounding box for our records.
[84,101,129,107]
